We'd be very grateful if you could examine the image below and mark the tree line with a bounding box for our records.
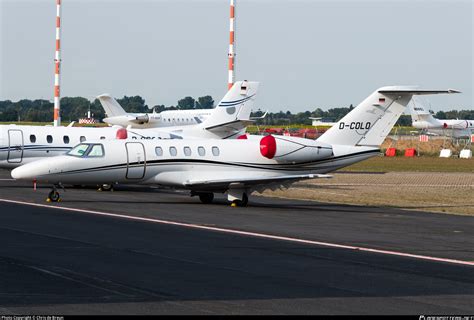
[0,96,472,126]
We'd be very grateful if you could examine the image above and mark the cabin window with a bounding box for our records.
[155,147,163,156]
[63,136,70,144]
[80,136,86,142]
[212,146,220,156]
[46,135,53,143]
[184,147,191,156]
[100,136,106,140]
[30,135,36,143]
[169,146,177,156]
[198,146,206,156]
[87,144,104,157]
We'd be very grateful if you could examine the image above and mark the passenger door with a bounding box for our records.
[7,130,24,163]
[125,142,146,179]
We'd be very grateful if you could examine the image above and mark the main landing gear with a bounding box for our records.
[228,189,249,207]
[47,184,64,202]
[98,184,114,192]
[191,192,215,204]
[231,193,248,207]
[192,190,250,207]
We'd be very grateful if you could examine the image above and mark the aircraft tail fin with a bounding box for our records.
[408,98,436,122]
[318,86,460,147]
[202,81,259,130]
[97,94,127,118]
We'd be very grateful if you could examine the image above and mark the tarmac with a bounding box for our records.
[0,169,473,314]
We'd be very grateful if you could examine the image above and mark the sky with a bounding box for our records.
[0,0,472,113]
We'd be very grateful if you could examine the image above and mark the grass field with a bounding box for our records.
[341,156,474,173]
[261,171,474,216]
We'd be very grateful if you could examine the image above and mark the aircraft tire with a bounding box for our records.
[48,190,60,202]
[233,193,249,207]
[101,184,113,192]
[199,193,214,204]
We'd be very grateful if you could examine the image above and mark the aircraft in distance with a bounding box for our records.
[12,86,458,206]
[100,82,264,129]
[409,99,472,138]
[100,94,212,129]
[0,81,258,169]
[309,117,337,127]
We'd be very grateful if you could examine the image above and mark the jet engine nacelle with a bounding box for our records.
[134,114,150,124]
[260,135,333,163]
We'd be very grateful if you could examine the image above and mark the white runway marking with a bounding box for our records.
[1,198,473,267]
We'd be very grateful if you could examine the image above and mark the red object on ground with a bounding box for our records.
[260,135,277,159]
[116,128,128,139]
[419,135,429,142]
[385,148,397,157]
[264,128,284,135]
[404,148,416,157]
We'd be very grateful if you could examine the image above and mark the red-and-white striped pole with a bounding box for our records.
[227,0,235,91]
[53,0,62,127]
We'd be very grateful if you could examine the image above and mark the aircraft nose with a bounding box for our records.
[11,165,31,180]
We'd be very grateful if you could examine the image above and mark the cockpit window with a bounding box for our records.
[67,143,104,158]
[67,144,89,157]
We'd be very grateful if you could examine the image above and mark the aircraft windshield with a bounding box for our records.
[88,144,104,157]
[67,143,105,158]
[68,144,89,157]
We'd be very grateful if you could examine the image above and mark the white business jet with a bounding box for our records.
[409,98,471,138]
[100,94,212,129]
[309,117,337,127]
[11,86,457,206]
[0,81,258,169]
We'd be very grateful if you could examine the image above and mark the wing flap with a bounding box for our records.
[183,173,332,189]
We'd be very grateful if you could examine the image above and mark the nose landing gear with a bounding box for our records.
[47,184,64,202]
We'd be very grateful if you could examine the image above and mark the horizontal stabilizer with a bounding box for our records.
[378,88,461,95]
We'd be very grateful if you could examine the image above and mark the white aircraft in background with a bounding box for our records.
[409,97,472,138]
[12,86,457,206]
[0,81,258,169]
[100,95,212,129]
[309,117,337,127]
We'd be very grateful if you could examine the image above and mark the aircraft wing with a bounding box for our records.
[183,173,332,190]
[250,110,268,120]
[205,119,254,133]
